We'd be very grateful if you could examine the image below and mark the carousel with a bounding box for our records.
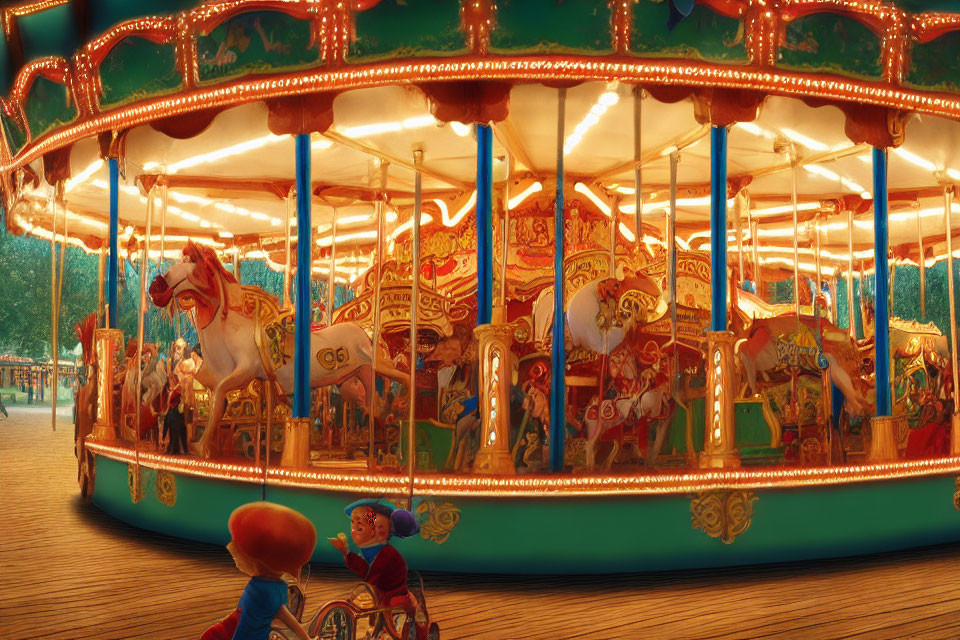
[5,0,960,575]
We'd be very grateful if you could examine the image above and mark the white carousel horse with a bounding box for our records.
[532,277,668,355]
[149,242,409,457]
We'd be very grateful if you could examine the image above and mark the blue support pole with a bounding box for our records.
[476,124,493,326]
[108,158,119,329]
[710,126,728,332]
[550,90,567,472]
[293,134,312,419]
[872,147,892,417]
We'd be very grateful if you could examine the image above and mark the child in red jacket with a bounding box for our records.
[328,499,420,606]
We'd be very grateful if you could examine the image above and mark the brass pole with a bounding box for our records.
[283,188,293,309]
[97,248,106,328]
[944,188,959,430]
[736,190,746,286]
[500,178,510,310]
[49,188,59,431]
[790,147,801,326]
[409,149,423,502]
[750,217,761,297]
[668,152,679,391]
[135,187,154,463]
[370,162,388,468]
[918,202,926,318]
[55,183,68,429]
[328,207,337,325]
[633,86,643,245]
[847,209,856,340]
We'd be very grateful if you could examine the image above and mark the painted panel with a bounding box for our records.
[23,77,77,141]
[1,112,27,155]
[196,10,319,85]
[99,37,182,110]
[490,0,613,55]
[17,5,78,62]
[631,3,748,63]
[906,32,960,94]
[92,456,262,546]
[350,0,465,62]
[779,14,883,80]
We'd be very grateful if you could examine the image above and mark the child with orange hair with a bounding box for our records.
[201,502,317,640]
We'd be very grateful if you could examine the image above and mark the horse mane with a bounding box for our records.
[183,241,238,322]
[74,312,97,366]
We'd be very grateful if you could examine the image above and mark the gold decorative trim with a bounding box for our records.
[86,441,960,498]
[128,463,143,504]
[156,470,177,508]
[691,490,758,545]
[953,477,960,512]
[416,500,461,544]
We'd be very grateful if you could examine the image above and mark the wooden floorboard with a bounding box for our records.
[3,406,960,639]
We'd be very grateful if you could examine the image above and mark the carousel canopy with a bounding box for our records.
[2,0,960,283]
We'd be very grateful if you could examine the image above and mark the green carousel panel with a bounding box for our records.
[325,476,960,574]
[778,13,883,80]
[16,4,78,63]
[630,3,748,64]
[349,0,465,62]
[23,77,77,142]
[92,455,263,546]
[1,111,27,156]
[906,32,960,95]
[196,11,320,86]
[98,38,182,111]
[489,0,613,55]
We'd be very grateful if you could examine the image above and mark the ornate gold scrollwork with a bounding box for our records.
[128,463,143,504]
[416,500,461,545]
[690,490,758,544]
[156,470,177,508]
[953,478,960,512]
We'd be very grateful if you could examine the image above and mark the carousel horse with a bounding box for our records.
[736,312,868,414]
[532,274,667,355]
[582,349,674,470]
[149,242,409,457]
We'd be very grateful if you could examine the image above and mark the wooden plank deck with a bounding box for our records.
[3,406,960,639]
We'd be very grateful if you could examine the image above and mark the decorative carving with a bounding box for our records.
[701,331,741,469]
[156,470,177,507]
[691,490,758,544]
[128,463,143,504]
[472,323,515,474]
[92,328,123,440]
[416,500,461,544]
[869,415,900,462]
[953,478,960,512]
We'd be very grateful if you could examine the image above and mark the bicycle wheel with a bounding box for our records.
[311,604,355,640]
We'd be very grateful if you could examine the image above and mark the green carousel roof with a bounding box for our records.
[3,0,960,270]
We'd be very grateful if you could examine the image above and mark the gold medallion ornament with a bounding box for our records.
[953,478,960,512]
[156,470,177,508]
[690,490,758,544]
[416,501,461,545]
[128,463,143,504]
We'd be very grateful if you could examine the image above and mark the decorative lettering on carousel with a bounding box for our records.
[774,337,819,369]
[316,346,349,371]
